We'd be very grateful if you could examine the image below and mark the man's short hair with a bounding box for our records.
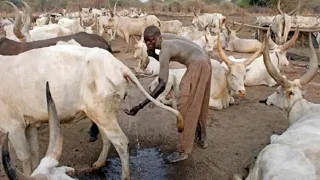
[144,25,161,39]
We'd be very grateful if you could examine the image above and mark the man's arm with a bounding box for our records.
[124,49,170,116]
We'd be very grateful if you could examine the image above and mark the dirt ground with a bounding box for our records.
[0,13,320,180]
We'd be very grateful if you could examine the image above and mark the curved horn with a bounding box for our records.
[244,43,265,67]
[113,0,119,17]
[45,82,63,160]
[44,13,50,25]
[107,0,114,17]
[217,33,232,67]
[3,1,25,42]
[235,16,244,33]
[277,0,284,14]
[280,27,299,51]
[2,133,31,180]
[288,0,300,16]
[225,19,231,33]
[21,1,32,35]
[298,33,319,86]
[263,29,291,88]
[204,33,209,42]
[79,15,85,29]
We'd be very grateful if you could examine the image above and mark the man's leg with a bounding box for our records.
[196,61,211,148]
[166,62,210,163]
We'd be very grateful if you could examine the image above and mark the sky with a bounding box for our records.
[140,0,149,3]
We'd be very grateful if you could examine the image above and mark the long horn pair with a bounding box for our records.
[1,82,62,180]
[263,29,318,88]
[107,0,119,17]
[217,32,263,67]
[3,1,25,42]
[277,0,300,15]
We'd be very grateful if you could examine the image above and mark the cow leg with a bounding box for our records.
[85,98,129,179]
[25,125,39,170]
[102,122,129,180]
[9,127,32,175]
[92,118,129,180]
[92,126,111,167]
[124,33,130,53]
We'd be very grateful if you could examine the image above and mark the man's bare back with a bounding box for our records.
[124,26,208,115]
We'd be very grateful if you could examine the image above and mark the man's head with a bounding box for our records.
[144,25,162,51]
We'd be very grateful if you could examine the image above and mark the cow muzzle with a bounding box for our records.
[238,90,246,97]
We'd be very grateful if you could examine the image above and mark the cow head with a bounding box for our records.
[133,37,150,74]
[217,34,264,97]
[225,17,244,41]
[268,27,300,67]
[272,0,300,44]
[79,15,96,34]
[262,32,317,123]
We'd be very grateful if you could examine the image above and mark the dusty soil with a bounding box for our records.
[0,13,320,180]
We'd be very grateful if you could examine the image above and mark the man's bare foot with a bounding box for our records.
[165,152,188,163]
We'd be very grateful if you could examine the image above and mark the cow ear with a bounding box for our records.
[285,90,294,98]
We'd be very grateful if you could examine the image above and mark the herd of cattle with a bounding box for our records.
[0,0,319,179]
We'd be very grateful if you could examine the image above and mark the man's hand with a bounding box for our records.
[124,105,140,116]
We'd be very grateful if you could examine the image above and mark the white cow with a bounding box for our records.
[225,21,262,53]
[192,11,226,34]
[161,20,183,34]
[133,39,160,77]
[57,17,96,34]
[0,45,183,180]
[222,28,299,87]
[2,83,76,180]
[178,25,205,41]
[235,33,319,180]
[5,1,72,42]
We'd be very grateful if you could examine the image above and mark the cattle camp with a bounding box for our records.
[0,0,319,179]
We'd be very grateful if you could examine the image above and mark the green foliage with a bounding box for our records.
[236,0,275,7]
[236,0,250,8]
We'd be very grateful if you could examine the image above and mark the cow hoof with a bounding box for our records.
[92,161,105,169]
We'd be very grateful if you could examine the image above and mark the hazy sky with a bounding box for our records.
[140,0,149,2]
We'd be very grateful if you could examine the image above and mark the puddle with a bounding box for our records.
[77,148,177,180]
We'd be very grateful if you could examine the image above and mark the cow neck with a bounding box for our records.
[286,97,310,125]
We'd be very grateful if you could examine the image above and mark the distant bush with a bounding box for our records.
[168,1,182,12]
